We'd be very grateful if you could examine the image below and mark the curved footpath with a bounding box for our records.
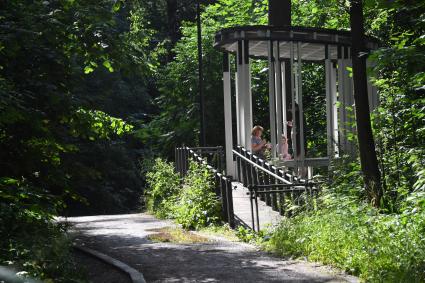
[65,213,358,283]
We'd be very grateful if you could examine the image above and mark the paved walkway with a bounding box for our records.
[232,182,282,231]
[66,213,357,283]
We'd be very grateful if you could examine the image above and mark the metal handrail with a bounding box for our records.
[187,147,223,174]
[232,149,292,184]
[249,182,322,189]
[190,146,223,150]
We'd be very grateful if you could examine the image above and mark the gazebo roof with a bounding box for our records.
[214,25,379,61]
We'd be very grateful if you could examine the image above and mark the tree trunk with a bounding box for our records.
[349,0,382,207]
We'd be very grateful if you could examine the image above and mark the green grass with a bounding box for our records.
[147,227,210,244]
[198,224,240,241]
[264,204,425,282]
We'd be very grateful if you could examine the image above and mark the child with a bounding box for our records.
[280,135,292,160]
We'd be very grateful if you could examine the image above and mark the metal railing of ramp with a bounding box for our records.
[233,146,321,231]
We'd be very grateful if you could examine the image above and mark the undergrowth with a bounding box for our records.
[265,157,425,282]
[0,179,84,282]
[145,158,221,229]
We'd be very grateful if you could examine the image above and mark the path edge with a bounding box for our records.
[73,245,146,283]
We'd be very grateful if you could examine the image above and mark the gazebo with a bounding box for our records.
[214,0,379,177]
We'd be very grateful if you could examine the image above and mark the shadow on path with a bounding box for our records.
[65,213,357,283]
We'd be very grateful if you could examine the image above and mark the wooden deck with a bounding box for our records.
[232,182,282,231]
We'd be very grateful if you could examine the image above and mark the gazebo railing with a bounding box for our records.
[175,146,234,228]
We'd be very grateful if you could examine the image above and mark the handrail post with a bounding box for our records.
[271,166,278,211]
[254,189,260,233]
[226,177,235,228]
[220,176,228,222]
[248,185,256,231]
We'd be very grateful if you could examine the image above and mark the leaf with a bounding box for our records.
[84,66,94,74]
[102,60,114,72]
[112,1,121,12]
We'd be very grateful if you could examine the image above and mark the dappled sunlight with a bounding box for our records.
[69,213,357,283]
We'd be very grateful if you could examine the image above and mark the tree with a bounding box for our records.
[349,0,382,207]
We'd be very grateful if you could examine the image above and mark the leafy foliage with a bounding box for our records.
[143,0,268,158]
[0,0,154,280]
[1,0,424,281]
[175,161,221,229]
[266,179,425,282]
[0,178,82,282]
[145,158,180,218]
[145,159,221,230]
[368,1,425,212]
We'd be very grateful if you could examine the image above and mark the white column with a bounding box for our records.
[243,40,253,150]
[268,39,277,157]
[275,41,283,157]
[290,40,298,160]
[281,61,288,139]
[325,54,333,156]
[236,40,245,147]
[223,53,234,176]
[331,62,339,157]
[297,42,305,162]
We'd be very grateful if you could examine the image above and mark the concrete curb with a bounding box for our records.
[74,245,146,283]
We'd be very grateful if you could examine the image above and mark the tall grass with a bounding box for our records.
[265,158,425,282]
[266,203,425,282]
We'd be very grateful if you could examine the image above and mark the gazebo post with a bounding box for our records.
[289,39,298,163]
[235,41,244,149]
[243,40,253,150]
[337,46,347,154]
[268,37,277,158]
[236,37,253,150]
[297,42,305,164]
[274,41,283,157]
[222,53,234,175]
[326,45,338,157]
[331,62,339,157]
[282,60,288,139]
[236,40,245,147]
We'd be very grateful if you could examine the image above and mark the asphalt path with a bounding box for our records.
[65,213,358,283]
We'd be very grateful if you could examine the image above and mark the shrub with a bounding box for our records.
[145,158,180,218]
[144,159,222,230]
[174,161,221,229]
[0,178,83,282]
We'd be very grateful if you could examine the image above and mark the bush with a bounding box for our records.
[174,161,221,229]
[0,178,83,282]
[145,158,222,230]
[145,158,180,218]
